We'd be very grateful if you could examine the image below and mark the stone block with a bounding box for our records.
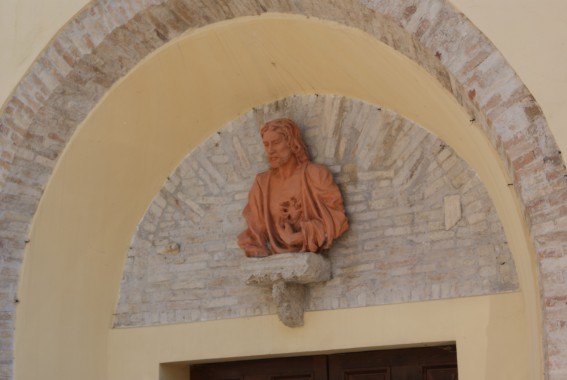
[244,252,332,286]
[444,194,461,230]
[244,252,332,327]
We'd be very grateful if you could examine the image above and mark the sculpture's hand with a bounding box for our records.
[281,222,303,246]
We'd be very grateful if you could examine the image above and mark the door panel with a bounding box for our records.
[423,365,458,380]
[343,368,389,380]
[329,346,457,380]
[191,355,327,380]
[190,346,457,380]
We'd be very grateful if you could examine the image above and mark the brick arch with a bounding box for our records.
[0,0,565,378]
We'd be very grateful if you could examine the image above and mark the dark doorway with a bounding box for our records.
[190,345,457,380]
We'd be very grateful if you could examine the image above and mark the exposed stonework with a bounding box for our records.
[245,253,332,286]
[271,282,306,327]
[444,195,461,230]
[114,96,518,327]
[1,0,566,378]
[246,252,332,327]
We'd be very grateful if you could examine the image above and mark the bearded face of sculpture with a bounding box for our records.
[262,129,293,169]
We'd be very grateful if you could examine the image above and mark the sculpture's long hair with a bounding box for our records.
[260,118,310,164]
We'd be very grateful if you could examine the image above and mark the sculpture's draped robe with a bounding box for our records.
[238,162,348,256]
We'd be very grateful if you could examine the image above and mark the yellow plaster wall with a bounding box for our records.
[14,15,540,379]
[109,293,529,380]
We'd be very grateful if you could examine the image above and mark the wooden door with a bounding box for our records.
[191,354,328,380]
[328,346,457,380]
[190,346,457,380]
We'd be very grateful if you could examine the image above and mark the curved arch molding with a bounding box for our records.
[1,1,565,379]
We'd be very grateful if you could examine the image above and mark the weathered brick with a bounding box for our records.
[114,95,517,330]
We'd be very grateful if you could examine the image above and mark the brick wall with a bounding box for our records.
[114,95,518,327]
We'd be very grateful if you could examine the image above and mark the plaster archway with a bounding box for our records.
[1,1,565,379]
[11,14,537,380]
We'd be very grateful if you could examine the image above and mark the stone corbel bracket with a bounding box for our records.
[244,252,332,327]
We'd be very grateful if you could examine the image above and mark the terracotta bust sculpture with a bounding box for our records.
[238,118,349,257]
